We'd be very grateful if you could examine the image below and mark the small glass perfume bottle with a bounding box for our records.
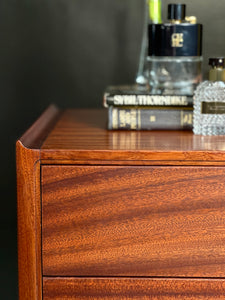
[193,58,225,135]
[148,3,203,95]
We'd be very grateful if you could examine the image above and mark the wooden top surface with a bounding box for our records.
[18,106,225,163]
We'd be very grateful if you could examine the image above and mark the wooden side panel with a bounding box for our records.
[16,105,61,299]
[42,165,225,277]
[43,277,225,299]
[16,142,41,299]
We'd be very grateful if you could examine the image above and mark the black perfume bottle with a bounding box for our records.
[148,3,203,95]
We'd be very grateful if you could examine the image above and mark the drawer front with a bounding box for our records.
[43,277,225,299]
[42,165,225,277]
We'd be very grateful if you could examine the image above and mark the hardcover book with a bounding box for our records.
[108,106,193,130]
[103,85,193,108]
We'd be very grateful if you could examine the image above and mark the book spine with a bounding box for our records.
[104,93,193,107]
[108,106,193,130]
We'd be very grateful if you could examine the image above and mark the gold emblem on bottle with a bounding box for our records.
[171,33,183,47]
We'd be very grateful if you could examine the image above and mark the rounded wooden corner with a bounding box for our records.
[17,104,61,150]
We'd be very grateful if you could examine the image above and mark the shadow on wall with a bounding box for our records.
[0,1,143,298]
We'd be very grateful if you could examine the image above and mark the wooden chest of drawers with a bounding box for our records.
[17,105,225,299]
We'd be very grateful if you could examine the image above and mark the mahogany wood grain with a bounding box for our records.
[42,165,225,277]
[16,105,61,299]
[17,106,225,299]
[16,143,41,300]
[43,277,225,299]
[40,109,225,163]
[20,104,61,149]
[41,159,225,166]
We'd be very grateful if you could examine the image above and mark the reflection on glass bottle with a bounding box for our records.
[136,0,162,88]
[193,58,225,135]
[148,4,203,96]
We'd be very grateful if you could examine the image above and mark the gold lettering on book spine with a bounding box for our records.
[118,109,137,129]
[181,111,193,126]
[130,110,137,130]
[112,108,118,129]
[138,110,141,129]
[119,110,126,128]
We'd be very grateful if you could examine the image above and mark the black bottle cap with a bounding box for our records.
[168,4,186,21]
[209,57,225,68]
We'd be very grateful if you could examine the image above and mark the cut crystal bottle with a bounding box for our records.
[193,58,225,135]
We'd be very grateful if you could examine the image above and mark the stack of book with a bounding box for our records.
[103,85,193,130]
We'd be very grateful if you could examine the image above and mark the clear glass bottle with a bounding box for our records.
[136,0,162,88]
[193,58,225,135]
[148,56,202,95]
[147,4,203,96]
